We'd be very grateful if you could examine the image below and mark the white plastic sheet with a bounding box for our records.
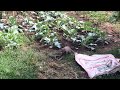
[75,53,120,78]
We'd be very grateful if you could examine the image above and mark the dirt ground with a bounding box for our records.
[31,42,89,79]
[33,12,120,79]
[2,11,120,79]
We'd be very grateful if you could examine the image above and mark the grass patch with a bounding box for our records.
[76,11,110,22]
[63,54,75,62]
[85,11,111,23]
[0,48,40,79]
[62,53,86,71]
[104,47,120,58]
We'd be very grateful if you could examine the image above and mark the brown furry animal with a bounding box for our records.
[49,46,76,60]
[61,46,75,54]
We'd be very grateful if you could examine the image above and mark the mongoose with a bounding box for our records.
[61,46,75,54]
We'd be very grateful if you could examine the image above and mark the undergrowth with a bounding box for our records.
[0,48,39,79]
[31,11,107,51]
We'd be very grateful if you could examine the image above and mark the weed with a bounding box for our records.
[0,48,39,79]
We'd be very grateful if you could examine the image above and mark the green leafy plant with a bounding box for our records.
[8,16,17,26]
[31,11,107,50]
[109,11,120,23]
[0,16,30,49]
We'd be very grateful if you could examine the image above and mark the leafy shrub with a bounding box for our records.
[31,11,106,50]
[0,16,30,49]
[109,11,120,23]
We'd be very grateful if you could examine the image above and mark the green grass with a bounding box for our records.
[77,11,111,23]
[86,11,111,22]
[104,47,120,58]
[0,48,40,79]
